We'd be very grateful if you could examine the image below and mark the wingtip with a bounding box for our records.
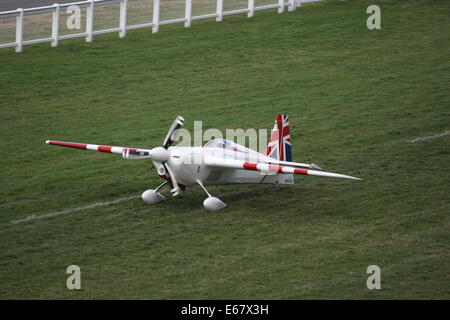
[45,140,50,144]
[339,175,363,181]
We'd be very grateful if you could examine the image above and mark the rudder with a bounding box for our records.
[266,114,292,161]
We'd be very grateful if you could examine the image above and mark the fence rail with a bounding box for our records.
[0,0,323,53]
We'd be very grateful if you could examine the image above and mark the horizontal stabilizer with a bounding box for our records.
[205,157,362,181]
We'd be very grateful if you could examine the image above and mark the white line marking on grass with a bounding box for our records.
[10,195,140,225]
[406,130,450,143]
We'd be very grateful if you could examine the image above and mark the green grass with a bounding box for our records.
[0,0,449,299]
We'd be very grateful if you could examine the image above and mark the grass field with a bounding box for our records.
[0,0,449,299]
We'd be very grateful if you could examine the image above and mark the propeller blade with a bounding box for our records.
[163,116,185,149]
[164,163,181,196]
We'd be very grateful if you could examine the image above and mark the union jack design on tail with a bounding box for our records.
[266,114,292,162]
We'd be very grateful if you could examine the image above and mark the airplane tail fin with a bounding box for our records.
[266,114,292,162]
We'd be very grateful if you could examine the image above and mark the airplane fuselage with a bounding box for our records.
[165,146,294,187]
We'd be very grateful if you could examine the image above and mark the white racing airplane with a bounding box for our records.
[46,114,361,211]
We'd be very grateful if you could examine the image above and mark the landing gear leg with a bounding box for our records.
[156,180,169,193]
[196,180,227,212]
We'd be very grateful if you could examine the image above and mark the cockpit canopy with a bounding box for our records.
[204,139,233,149]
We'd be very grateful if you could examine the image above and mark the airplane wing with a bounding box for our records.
[45,140,152,159]
[204,157,362,180]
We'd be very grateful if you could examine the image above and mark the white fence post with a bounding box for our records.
[119,0,128,38]
[216,0,223,22]
[15,8,24,53]
[248,0,255,18]
[185,0,192,28]
[288,0,296,11]
[278,0,284,14]
[51,4,60,47]
[86,0,95,42]
[278,0,284,13]
[153,0,160,33]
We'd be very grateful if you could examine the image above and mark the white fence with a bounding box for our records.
[0,0,322,53]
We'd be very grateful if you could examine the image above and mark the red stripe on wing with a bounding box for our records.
[48,141,87,150]
[98,146,112,153]
[269,165,283,173]
[243,162,258,170]
[294,168,308,175]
